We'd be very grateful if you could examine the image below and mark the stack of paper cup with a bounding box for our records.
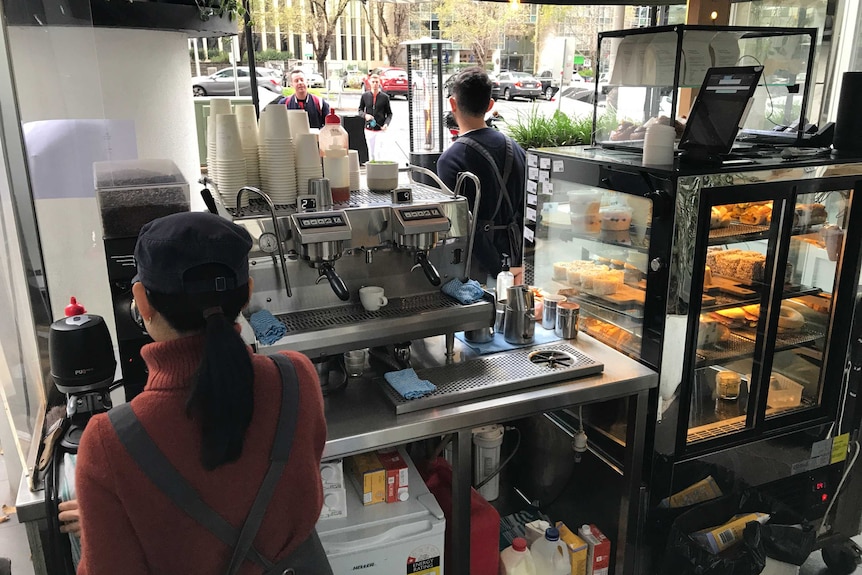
[235,105,261,189]
[348,150,361,191]
[207,98,232,183]
[258,105,298,206]
[206,116,219,183]
[215,114,248,209]
[294,133,323,195]
[287,109,311,138]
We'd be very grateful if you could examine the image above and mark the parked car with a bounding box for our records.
[536,70,561,100]
[303,72,325,88]
[495,71,542,101]
[362,67,409,99]
[191,67,282,97]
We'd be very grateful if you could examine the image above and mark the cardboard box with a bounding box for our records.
[556,521,589,575]
[320,459,344,490]
[318,487,347,520]
[578,524,611,575]
[348,452,386,506]
[377,447,410,503]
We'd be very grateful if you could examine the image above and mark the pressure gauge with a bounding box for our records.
[258,232,279,254]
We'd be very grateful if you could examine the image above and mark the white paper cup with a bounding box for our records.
[216,114,243,161]
[260,105,291,141]
[209,97,232,118]
[348,149,360,173]
[287,109,311,136]
[295,133,322,167]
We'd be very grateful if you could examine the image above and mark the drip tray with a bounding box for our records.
[379,343,604,414]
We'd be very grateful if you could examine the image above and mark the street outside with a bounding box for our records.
[318,90,592,168]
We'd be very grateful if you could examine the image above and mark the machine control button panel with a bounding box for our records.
[295,213,348,229]
[391,204,450,235]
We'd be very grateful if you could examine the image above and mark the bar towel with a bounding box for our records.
[441,278,486,304]
[384,368,436,400]
[249,310,287,345]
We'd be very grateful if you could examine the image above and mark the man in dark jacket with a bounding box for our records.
[357,74,393,161]
[270,69,330,129]
[436,67,526,283]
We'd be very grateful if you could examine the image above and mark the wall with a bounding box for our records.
[7,26,202,336]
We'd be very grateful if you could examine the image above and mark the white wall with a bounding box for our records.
[7,26,200,335]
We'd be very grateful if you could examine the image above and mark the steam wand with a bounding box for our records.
[235,186,292,297]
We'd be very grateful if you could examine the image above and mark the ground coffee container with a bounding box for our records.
[555,302,580,339]
[542,294,566,330]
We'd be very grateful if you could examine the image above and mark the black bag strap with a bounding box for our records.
[225,353,299,575]
[106,352,301,574]
[456,134,516,225]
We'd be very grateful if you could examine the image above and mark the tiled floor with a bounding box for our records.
[0,446,859,575]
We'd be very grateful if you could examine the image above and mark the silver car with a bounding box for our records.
[192,67,282,97]
[496,71,542,101]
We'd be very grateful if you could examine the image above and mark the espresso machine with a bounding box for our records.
[222,171,494,368]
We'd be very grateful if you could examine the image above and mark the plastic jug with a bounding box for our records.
[500,537,537,575]
[531,527,569,575]
[318,110,349,154]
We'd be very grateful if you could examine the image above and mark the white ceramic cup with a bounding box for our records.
[359,286,388,311]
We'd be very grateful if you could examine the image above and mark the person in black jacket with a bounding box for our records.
[357,74,393,161]
[269,69,330,129]
[436,67,526,284]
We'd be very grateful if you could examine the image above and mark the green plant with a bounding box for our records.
[194,0,246,22]
[506,108,587,149]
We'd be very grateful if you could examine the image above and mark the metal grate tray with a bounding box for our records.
[257,292,495,358]
[378,343,604,414]
[708,223,769,244]
[696,328,824,368]
[688,396,817,443]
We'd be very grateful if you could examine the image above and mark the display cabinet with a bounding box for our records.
[523,146,862,538]
[593,25,817,148]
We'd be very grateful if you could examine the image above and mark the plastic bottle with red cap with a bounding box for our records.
[65,296,86,317]
[320,110,350,202]
[500,537,537,575]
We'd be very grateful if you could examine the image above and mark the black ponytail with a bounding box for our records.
[145,263,254,470]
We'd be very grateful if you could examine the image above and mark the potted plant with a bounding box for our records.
[365,160,399,192]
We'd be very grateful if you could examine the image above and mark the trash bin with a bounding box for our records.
[661,489,810,575]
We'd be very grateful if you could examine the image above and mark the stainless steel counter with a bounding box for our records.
[324,332,655,460]
[16,332,656,575]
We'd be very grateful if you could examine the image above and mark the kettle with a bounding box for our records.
[503,285,535,345]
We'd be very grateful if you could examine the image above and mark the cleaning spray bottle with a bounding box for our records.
[496,253,514,302]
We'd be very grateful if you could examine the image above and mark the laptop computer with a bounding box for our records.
[678,66,764,164]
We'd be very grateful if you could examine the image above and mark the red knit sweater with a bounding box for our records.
[75,335,326,575]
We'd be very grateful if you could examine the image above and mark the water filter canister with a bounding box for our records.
[472,424,504,501]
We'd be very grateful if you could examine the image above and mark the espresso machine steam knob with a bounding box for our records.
[411,252,441,286]
[316,262,350,301]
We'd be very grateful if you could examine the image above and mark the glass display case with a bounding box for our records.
[593,25,817,149]
[524,146,862,516]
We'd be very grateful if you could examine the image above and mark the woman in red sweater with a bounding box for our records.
[74,212,327,574]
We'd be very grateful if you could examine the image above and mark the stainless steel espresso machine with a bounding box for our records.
[224,172,496,375]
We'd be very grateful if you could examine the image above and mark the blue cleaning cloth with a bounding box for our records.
[455,327,562,356]
[384,368,437,400]
[249,310,287,345]
[441,278,486,304]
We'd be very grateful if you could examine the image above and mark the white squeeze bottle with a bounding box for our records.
[496,254,514,302]
[531,527,570,575]
[500,537,537,575]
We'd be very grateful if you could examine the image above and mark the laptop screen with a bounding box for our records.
[678,66,764,156]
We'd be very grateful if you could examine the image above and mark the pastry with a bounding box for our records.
[704,265,713,286]
[553,261,571,281]
[778,305,805,332]
[739,204,771,225]
[710,206,732,229]
[697,317,726,348]
[600,207,632,231]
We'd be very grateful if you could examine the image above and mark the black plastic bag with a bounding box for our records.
[761,523,817,566]
[660,489,803,575]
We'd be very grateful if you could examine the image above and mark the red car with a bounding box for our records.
[362,67,409,99]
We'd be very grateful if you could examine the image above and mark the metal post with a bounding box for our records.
[451,429,473,575]
[244,0,260,118]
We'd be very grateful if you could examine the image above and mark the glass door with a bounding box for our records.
[764,190,851,421]
[687,198,787,445]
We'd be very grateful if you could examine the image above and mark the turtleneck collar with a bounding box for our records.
[140,335,206,392]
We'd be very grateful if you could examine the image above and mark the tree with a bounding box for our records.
[277,0,351,73]
[436,0,527,68]
[362,1,412,66]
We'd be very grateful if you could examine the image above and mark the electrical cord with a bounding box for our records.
[735,54,782,127]
[474,427,521,490]
[819,440,861,535]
